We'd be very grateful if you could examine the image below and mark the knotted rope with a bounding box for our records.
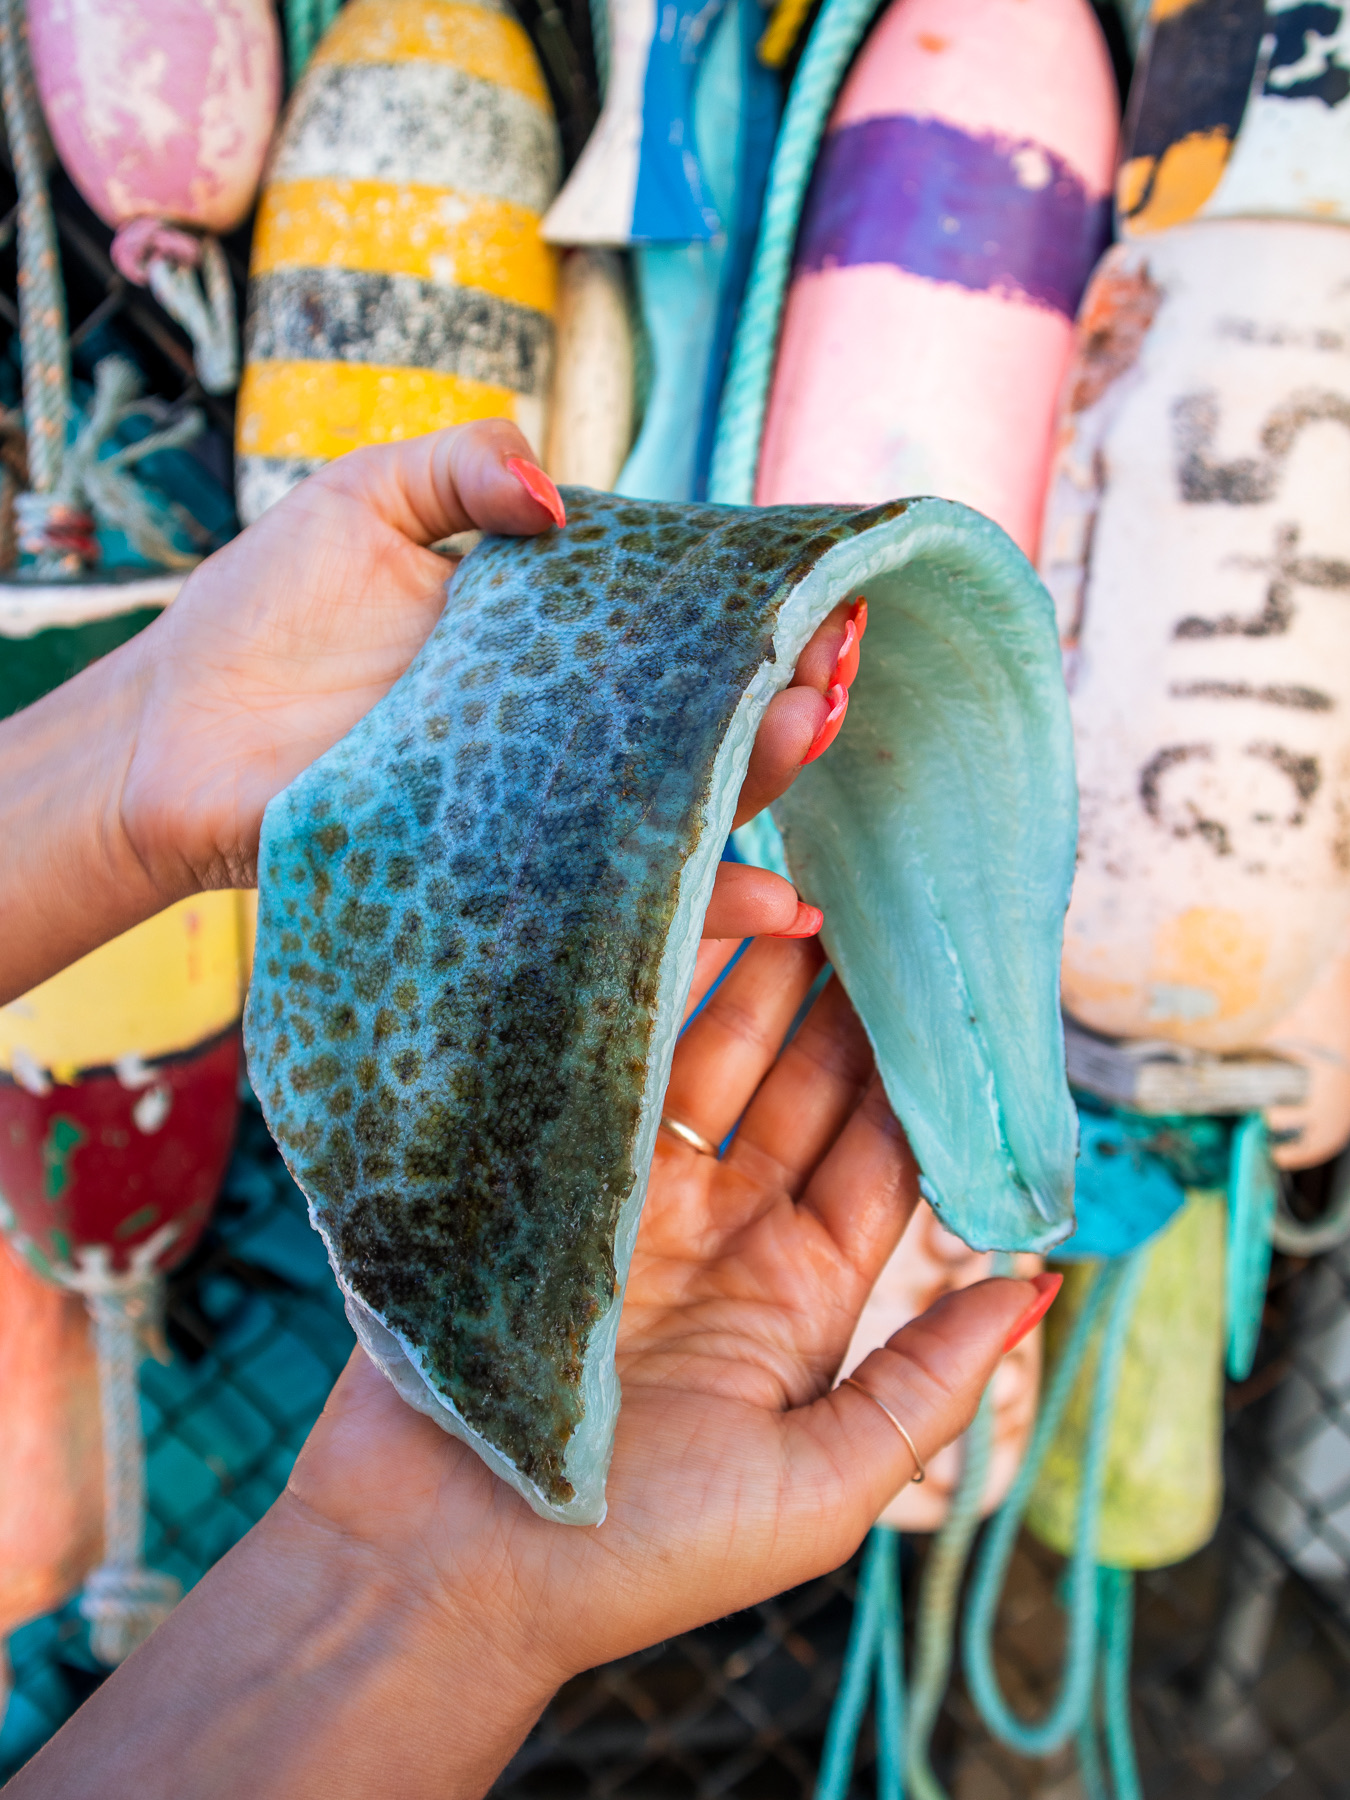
[111,221,239,396]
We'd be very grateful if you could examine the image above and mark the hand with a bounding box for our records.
[119,421,856,940]
[11,936,1047,1800]
[286,936,1042,1694]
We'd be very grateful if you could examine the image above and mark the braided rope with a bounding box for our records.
[814,1525,900,1800]
[58,1230,184,1665]
[0,0,69,496]
[707,0,882,504]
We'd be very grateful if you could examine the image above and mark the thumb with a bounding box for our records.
[785,1276,1053,1549]
[313,418,565,546]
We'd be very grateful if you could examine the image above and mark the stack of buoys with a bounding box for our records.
[955,3,1350,1787]
[701,2,1118,1794]
[236,0,561,523]
[542,0,778,502]
[0,0,253,1682]
[27,0,281,393]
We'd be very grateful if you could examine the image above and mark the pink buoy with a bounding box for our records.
[27,0,282,391]
[756,0,1117,556]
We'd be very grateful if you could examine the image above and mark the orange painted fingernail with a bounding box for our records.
[853,597,868,640]
[771,902,824,939]
[833,618,860,690]
[802,684,848,764]
[505,456,566,528]
[1002,1271,1063,1354]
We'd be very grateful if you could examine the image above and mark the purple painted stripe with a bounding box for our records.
[794,114,1109,318]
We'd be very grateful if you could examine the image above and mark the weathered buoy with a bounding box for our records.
[543,248,634,489]
[839,1203,1042,1530]
[236,0,560,525]
[27,0,281,391]
[541,0,723,246]
[0,895,247,1663]
[1118,0,1350,238]
[1263,925,1350,1170]
[1045,221,1350,1051]
[1028,1190,1226,1568]
[755,0,1117,554]
[0,1245,102,1652]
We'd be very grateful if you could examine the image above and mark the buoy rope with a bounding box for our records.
[286,0,344,84]
[814,1525,903,1800]
[962,1249,1147,1757]
[57,1231,184,1665]
[1226,1113,1278,1381]
[1272,1149,1350,1255]
[707,0,883,504]
[0,0,69,496]
[904,1381,998,1800]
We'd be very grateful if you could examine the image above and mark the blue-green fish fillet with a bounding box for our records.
[245,489,1078,1525]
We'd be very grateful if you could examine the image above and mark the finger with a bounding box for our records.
[787,1277,1043,1529]
[798,1073,920,1279]
[314,418,564,546]
[704,861,820,940]
[727,976,874,1196]
[682,937,744,1025]
[664,936,824,1149]
[733,599,866,826]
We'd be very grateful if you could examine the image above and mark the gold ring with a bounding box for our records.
[660,1114,719,1157]
[840,1377,926,1483]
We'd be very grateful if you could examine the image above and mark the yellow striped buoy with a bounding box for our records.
[236,0,561,524]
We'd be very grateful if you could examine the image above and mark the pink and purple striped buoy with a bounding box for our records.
[757,0,1117,556]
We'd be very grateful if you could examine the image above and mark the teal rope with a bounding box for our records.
[1101,1568,1141,1800]
[905,1383,998,1800]
[962,1251,1147,1756]
[1226,1112,1277,1381]
[816,1527,900,1800]
[706,0,883,503]
[286,0,342,83]
[875,1532,905,1800]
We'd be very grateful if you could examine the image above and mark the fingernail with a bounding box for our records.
[833,618,860,690]
[802,684,848,764]
[853,597,868,640]
[1002,1271,1063,1354]
[771,902,824,939]
[506,456,566,529]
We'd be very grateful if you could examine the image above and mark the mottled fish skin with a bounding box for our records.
[246,490,1078,1524]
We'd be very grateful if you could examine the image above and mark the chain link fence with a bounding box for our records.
[2,7,1350,1793]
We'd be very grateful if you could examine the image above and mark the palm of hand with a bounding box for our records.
[283,939,1019,1684]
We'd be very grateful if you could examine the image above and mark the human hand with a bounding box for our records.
[117,421,857,940]
[283,934,1047,1687]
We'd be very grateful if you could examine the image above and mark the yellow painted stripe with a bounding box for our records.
[252,179,557,315]
[1118,130,1232,234]
[312,0,549,106]
[0,894,243,1078]
[237,359,526,461]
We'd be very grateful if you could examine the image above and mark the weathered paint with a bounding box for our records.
[838,1203,1042,1531]
[1029,1189,1226,1568]
[0,1246,102,1644]
[0,1033,240,1280]
[1263,923,1350,1167]
[755,0,1117,556]
[543,249,635,488]
[542,0,726,245]
[0,893,245,1082]
[1045,222,1350,1051]
[27,0,280,235]
[237,0,560,525]
[1119,0,1350,236]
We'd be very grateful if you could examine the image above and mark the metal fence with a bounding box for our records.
[2,7,1350,1793]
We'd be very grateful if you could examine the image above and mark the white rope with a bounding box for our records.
[112,221,240,395]
[57,1228,184,1665]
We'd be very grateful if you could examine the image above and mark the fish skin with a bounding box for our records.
[245,489,1077,1524]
